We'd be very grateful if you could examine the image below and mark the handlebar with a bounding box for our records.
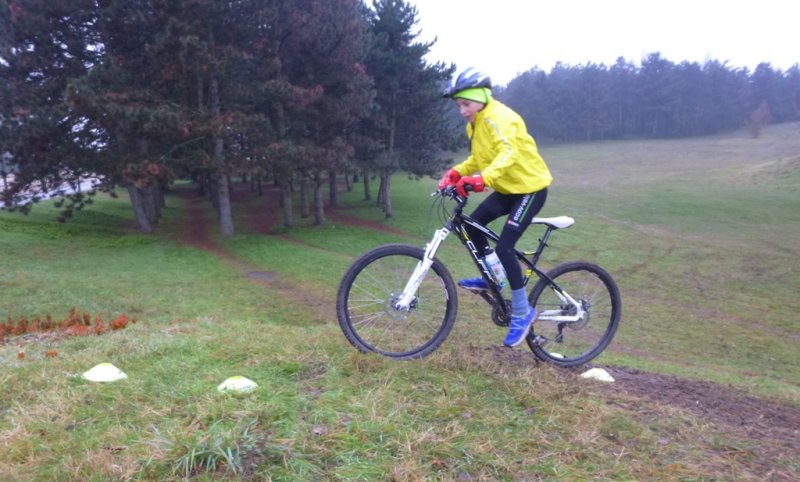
[432,184,472,200]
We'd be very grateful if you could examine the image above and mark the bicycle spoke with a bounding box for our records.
[528,261,621,367]
[337,245,457,358]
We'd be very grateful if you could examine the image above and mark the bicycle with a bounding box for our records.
[336,186,621,367]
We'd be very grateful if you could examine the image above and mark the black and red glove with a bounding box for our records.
[456,175,485,197]
[437,168,462,190]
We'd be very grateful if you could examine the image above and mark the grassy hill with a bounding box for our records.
[1,123,798,480]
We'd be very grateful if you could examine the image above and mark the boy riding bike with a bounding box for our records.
[438,67,553,347]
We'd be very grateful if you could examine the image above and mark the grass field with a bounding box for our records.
[1,122,798,480]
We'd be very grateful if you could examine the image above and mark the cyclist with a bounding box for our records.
[438,67,553,347]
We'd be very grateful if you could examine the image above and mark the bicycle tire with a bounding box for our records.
[336,244,458,360]
[526,261,621,367]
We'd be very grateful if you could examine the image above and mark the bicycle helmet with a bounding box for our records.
[442,67,492,98]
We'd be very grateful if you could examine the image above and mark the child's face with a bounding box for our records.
[455,98,485,124]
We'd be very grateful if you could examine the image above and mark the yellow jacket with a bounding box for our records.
[453,99,552,194]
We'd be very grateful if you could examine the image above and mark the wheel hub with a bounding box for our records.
[566,299,590,330]
[387,293,416,320]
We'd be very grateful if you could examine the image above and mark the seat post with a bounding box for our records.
[529,226,555,266]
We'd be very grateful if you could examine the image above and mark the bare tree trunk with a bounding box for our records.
[125,183,153,233]
[141,183,159,225]
[376,175,384,208]
[362,168,371,201]
[157,181,167,210]
[217,173,234,235]
[209,175,219,208]
[300,175,311,218]
[382,173,393,218]
[382,114,396,218]
[278,173,294,228]
[211,75,234,236]
[313,171,325,225]
[328,168,338,207]
[344,172,353,192]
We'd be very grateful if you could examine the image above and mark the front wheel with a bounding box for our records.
[526,261,621,367]
[336,244,458,360]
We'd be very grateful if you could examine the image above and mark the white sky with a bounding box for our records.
[407,0,799,85]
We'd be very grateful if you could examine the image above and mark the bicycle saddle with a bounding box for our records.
[531,216,575,229]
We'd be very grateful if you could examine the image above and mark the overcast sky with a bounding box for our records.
[407,0,799,85]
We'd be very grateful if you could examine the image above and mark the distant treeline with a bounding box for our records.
[497,53,800,142]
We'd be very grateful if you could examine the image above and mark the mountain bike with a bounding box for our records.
[336,186,621,367]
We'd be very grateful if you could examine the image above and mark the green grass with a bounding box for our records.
[1,123,799,480]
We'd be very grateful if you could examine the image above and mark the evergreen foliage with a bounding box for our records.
[1,0,798,230]
[498,54,800,142]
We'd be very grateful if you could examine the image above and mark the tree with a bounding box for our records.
[750,63,792,124]
[274,0,373,226]
[575,63,613,141]
[637,53,680,137]
[362,0,453,218]
[607,57,638,138]
[700,60,748,133]
[500,67,556,141]
[83,0,283,235]
[67,0,183,232]
[0,0,104,214]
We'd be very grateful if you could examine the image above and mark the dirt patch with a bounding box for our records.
[480,343,799,479]
[169,185,331,323]
[328,208,414,238]
[245,271,278,281]
[604,366,800,441]
[595,366,799,480]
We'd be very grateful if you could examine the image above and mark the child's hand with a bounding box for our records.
[456,175,485,197]
[438,168,462,190]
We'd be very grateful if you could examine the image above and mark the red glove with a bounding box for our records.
[456,175,485,197]
[437,168,461,190]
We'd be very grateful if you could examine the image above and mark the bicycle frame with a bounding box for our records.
[394,190,586,324]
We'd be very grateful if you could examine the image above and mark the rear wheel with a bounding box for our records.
[526,261,621,367]
[336,244,458,359]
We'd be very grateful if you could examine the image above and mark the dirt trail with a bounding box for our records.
[175,183,799,480]
[172,184,335,324]
[602,366,799,479]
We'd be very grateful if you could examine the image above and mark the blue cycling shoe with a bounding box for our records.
[503,307,536,347]
[457,277,489,291]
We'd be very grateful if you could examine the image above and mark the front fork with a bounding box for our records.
[393,227,450,310]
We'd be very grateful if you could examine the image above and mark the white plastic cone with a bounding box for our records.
[217,376,258,393]
[82,363,128,382]
[580,367,615,383]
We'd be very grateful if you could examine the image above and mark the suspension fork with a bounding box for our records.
[393,227,451,310]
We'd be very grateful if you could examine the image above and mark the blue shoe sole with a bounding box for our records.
[457,278,489,291]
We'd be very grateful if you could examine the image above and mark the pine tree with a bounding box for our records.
[362,0,453,218]
[0,0,102,213]
[267,0,373,227]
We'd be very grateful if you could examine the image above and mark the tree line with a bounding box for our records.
[1,0,455,234]
[498,54,800,142]
[2,1,798,235]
